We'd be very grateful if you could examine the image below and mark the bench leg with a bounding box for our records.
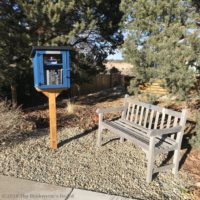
[172,148,180,176]
[146,154,155,183]
[146,137,155,183]
[120,137,125,143]
[97,113,103,147]
[172,131,183,176]
[97,127,103,147]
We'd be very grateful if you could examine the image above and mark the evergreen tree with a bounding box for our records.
[0,1,31,106]
[192,0,200,12]
[121,0,200,99]
[0,0,123,105]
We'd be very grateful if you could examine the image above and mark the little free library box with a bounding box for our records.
[31,46,71,149]
[31,46,71,90]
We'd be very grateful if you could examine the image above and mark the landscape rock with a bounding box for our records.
[0,127,195,200]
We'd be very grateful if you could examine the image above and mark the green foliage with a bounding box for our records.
[127,78,140,95]
[0,0,123,104]
[121,0,200,99]
[145,94,158,104]
[192,0,200,12]
[190,112,200,150]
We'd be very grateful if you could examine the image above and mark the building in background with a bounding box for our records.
[105,60,133,76]
[105,60,134,88]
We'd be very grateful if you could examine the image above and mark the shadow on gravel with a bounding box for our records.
[76,87,126,106]
[58,125,98,148]
[25,115,49,129]
[179,120,196,169]
[102,138,120,146]
[0,129,49,147]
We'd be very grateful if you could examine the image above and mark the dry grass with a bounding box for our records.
[0,100,24,137]
[66,100,75,114]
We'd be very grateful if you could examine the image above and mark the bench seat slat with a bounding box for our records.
[119,119,178,148]
[113,121,149,142]
[119,118,150,133]
[114,121,177,151]
[102,121,149,150]
[102,120,178,152]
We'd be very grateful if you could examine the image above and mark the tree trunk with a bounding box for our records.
[11,83,17,108]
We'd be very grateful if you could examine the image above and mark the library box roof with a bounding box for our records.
[31,46,72,57]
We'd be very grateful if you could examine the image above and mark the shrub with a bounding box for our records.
[145,94,158,105]
[190,112,200,150]
[0,100,24,137]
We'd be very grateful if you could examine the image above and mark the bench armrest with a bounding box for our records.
[149,126,182,137]
[96,106,124,114]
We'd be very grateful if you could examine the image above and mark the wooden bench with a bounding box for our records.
[96,95,187,183]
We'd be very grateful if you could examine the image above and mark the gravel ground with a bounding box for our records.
[0,127,195,200]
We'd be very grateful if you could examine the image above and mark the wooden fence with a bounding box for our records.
[70,74,123,96]
[139,79,168,95]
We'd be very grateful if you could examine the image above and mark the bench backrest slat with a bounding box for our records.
[166,115,172,128]
[148,110,155,129]
[143,108,149,127]
[154,111,160,129]
[139,106,145,125]
[134,105,140,123]
[126,103,132,120]
[173,117,178,127]
[160,109,166,129]
[130,104,135,122]
[123,98,184,131]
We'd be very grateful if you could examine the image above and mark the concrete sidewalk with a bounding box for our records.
[0,175,133,200]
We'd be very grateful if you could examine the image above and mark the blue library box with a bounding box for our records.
[31,46,71,90]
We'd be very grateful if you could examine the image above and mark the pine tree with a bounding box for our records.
[121,0,200,99]
[0,0,123,104]
[0,1,31,106]
[192,0,200,12]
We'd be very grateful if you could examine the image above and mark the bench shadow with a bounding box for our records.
[153,119,196,180]
[58,125,98,148]
[102,137,120,146]
[179,120,195,169]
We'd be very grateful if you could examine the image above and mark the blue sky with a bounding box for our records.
[107,31,127,60]
[107,50,123,60]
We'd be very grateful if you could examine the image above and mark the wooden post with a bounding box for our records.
[48,92,57,149]
[37,88,64,150]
